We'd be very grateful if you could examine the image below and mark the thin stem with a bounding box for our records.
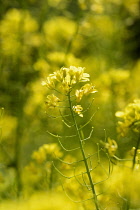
[67,92,100,210]
[132,132,140,170]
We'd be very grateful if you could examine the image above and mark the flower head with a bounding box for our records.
[82,83,97,95]
[115,99,140,136]
[45,94,60,109]
[75,83,97,102]
[73,105,83,117]
[75,89,84,102]
[42,76,55,89]
[42,66,90,93]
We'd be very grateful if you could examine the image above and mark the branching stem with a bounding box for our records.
[68,92,100,210]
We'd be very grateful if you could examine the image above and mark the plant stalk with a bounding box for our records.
[68,92,100,210]
[132,132,140,170]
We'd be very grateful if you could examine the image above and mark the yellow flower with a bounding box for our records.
[115,111,125,118]
[68,66,90,82]
[82,83,97,95]
[116,99,140,136]
[42,66,91,93]
[75,89,84,102]
[75,83,97,102]
[53,69,64,82]
[45,94,60,109]
[42,76,55,89]
[73,105,83,117]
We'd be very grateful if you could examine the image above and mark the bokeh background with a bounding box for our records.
[0,0,140,209]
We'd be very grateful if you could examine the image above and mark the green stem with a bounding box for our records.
[132,132,140,170]
[68,92,100,210]
[125,132,140,209]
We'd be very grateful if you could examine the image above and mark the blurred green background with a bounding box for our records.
[0,0,140,209]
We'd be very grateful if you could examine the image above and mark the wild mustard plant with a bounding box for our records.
[116,99,140,136]
[23,143,63,192]
[116,99,140,170]
[42,66,112,210]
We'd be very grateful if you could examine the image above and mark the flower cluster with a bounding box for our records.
[42,66,90,93]
[115,99,140,136]
[45,94,60,109]
[32,143,62,164]
[75,83,97,102]
[42,66,97,117]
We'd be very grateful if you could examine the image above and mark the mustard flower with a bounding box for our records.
[51,69,64,82]
[68,66,90,83]
[42,76,55,89]
[115,99,140,136]
[75,89,84,102]
[73,105,83,117]
[45,94,60,109]
[75,83,97,102]
[82,83,97,95]
[42,66,91,93]
[59,66,90,93]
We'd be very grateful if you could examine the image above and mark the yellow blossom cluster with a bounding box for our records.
[32,143,63,164]
[75,83,97,102]
[42,66,97,117]
[45,94,60,109]
[115,99,140,136]
[42,66,90,93]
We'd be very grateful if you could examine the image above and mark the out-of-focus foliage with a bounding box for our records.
[0,0,140,209]
[116,99,140,136]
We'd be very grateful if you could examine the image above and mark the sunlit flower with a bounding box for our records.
[53,69,64,82]
[115,111,125,118]
[75,89,84,102]
[43,66,90,93]
[73,105,83,117]
[45,94,60,109]
[43,76,55,89]
[82,83,97,95]
[41,81,47,86]
[69,66,90,82]
[75,83,97,102]
[115,99,140,136]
